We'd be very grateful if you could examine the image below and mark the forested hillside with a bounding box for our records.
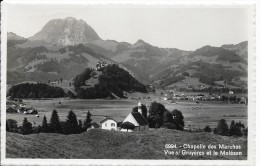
[8,83,66,98]
[74,64,147,99]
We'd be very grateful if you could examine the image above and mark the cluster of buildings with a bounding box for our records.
[95,61,110,71]
[89,101,149,132]
[161,90,247,104]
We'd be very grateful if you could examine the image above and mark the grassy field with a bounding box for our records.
[6,128,247,159]
[6,97,247,131]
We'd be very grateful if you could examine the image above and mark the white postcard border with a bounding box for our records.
[1,0,258,166]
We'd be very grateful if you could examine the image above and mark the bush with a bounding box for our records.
[203,125,212,132]
[6,107,18,113]
[162,123,178,130]
[6,119,18,132]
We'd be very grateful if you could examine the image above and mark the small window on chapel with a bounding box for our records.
[105,123,107,127]
[111,123,115,127]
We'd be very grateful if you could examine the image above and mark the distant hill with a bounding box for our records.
[7,32,27,47]
[221,41,248,60]
[7,43,112,85]
[150,45,247,89]
[111,39,190,83]
[74,64,147,99]
[7,32,26,40]
[6,129,247,159]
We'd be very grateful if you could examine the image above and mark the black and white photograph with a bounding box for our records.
[0,1,258,165]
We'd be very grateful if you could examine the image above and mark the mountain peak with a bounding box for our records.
[29,17,101,45]
[130,39,149,48]
[136,39,146,44]
[64,17,77,21]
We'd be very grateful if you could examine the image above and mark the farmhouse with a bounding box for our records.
[121,102,149,132]
[100,117,118,131]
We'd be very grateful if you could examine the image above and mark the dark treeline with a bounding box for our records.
[201,119,247,137]
[6,110,92,135]
[74,64,147,99]
[145,101,185,130]
[8,83,66,98]
[213,119,247,137]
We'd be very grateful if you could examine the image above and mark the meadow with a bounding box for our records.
[6,97,247,130]
[6,128,247,159]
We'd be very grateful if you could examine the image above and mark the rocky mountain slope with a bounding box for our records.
[29,17,101,45]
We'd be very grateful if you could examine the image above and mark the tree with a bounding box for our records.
[171,109,185,130]
[163,110,174,124]
[132,104,148,120]
[141,104,148,120]
[229,120,236,136]
[78,120,83,133]
[41,115,49,133]
[182,71,190,77]
[65,110,79,134]
[49,109,62,133]
[214,119,229,136]
[6,119,18,132]
[148,102,165,128]
[203,125,212,132]
[83,111,92,130]
[33,125,42,133]
[229,121,244,136]
[132,106,138,113]
[121,121,135,132]
[242,127,248,137]
[21,118,33,135]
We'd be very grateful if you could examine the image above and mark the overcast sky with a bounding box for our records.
[6,4,250,50]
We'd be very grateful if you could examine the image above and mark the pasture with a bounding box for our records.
[6,97,247,130]
[6,128,247,159]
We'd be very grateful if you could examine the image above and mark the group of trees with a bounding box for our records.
[147,102,185,130]
[6,110,93,135]
[8,83,66,98]
[75,64,147,99]
[208,119,247,137]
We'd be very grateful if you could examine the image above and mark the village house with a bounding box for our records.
[100,117,118,131]
[121,102,149,132]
